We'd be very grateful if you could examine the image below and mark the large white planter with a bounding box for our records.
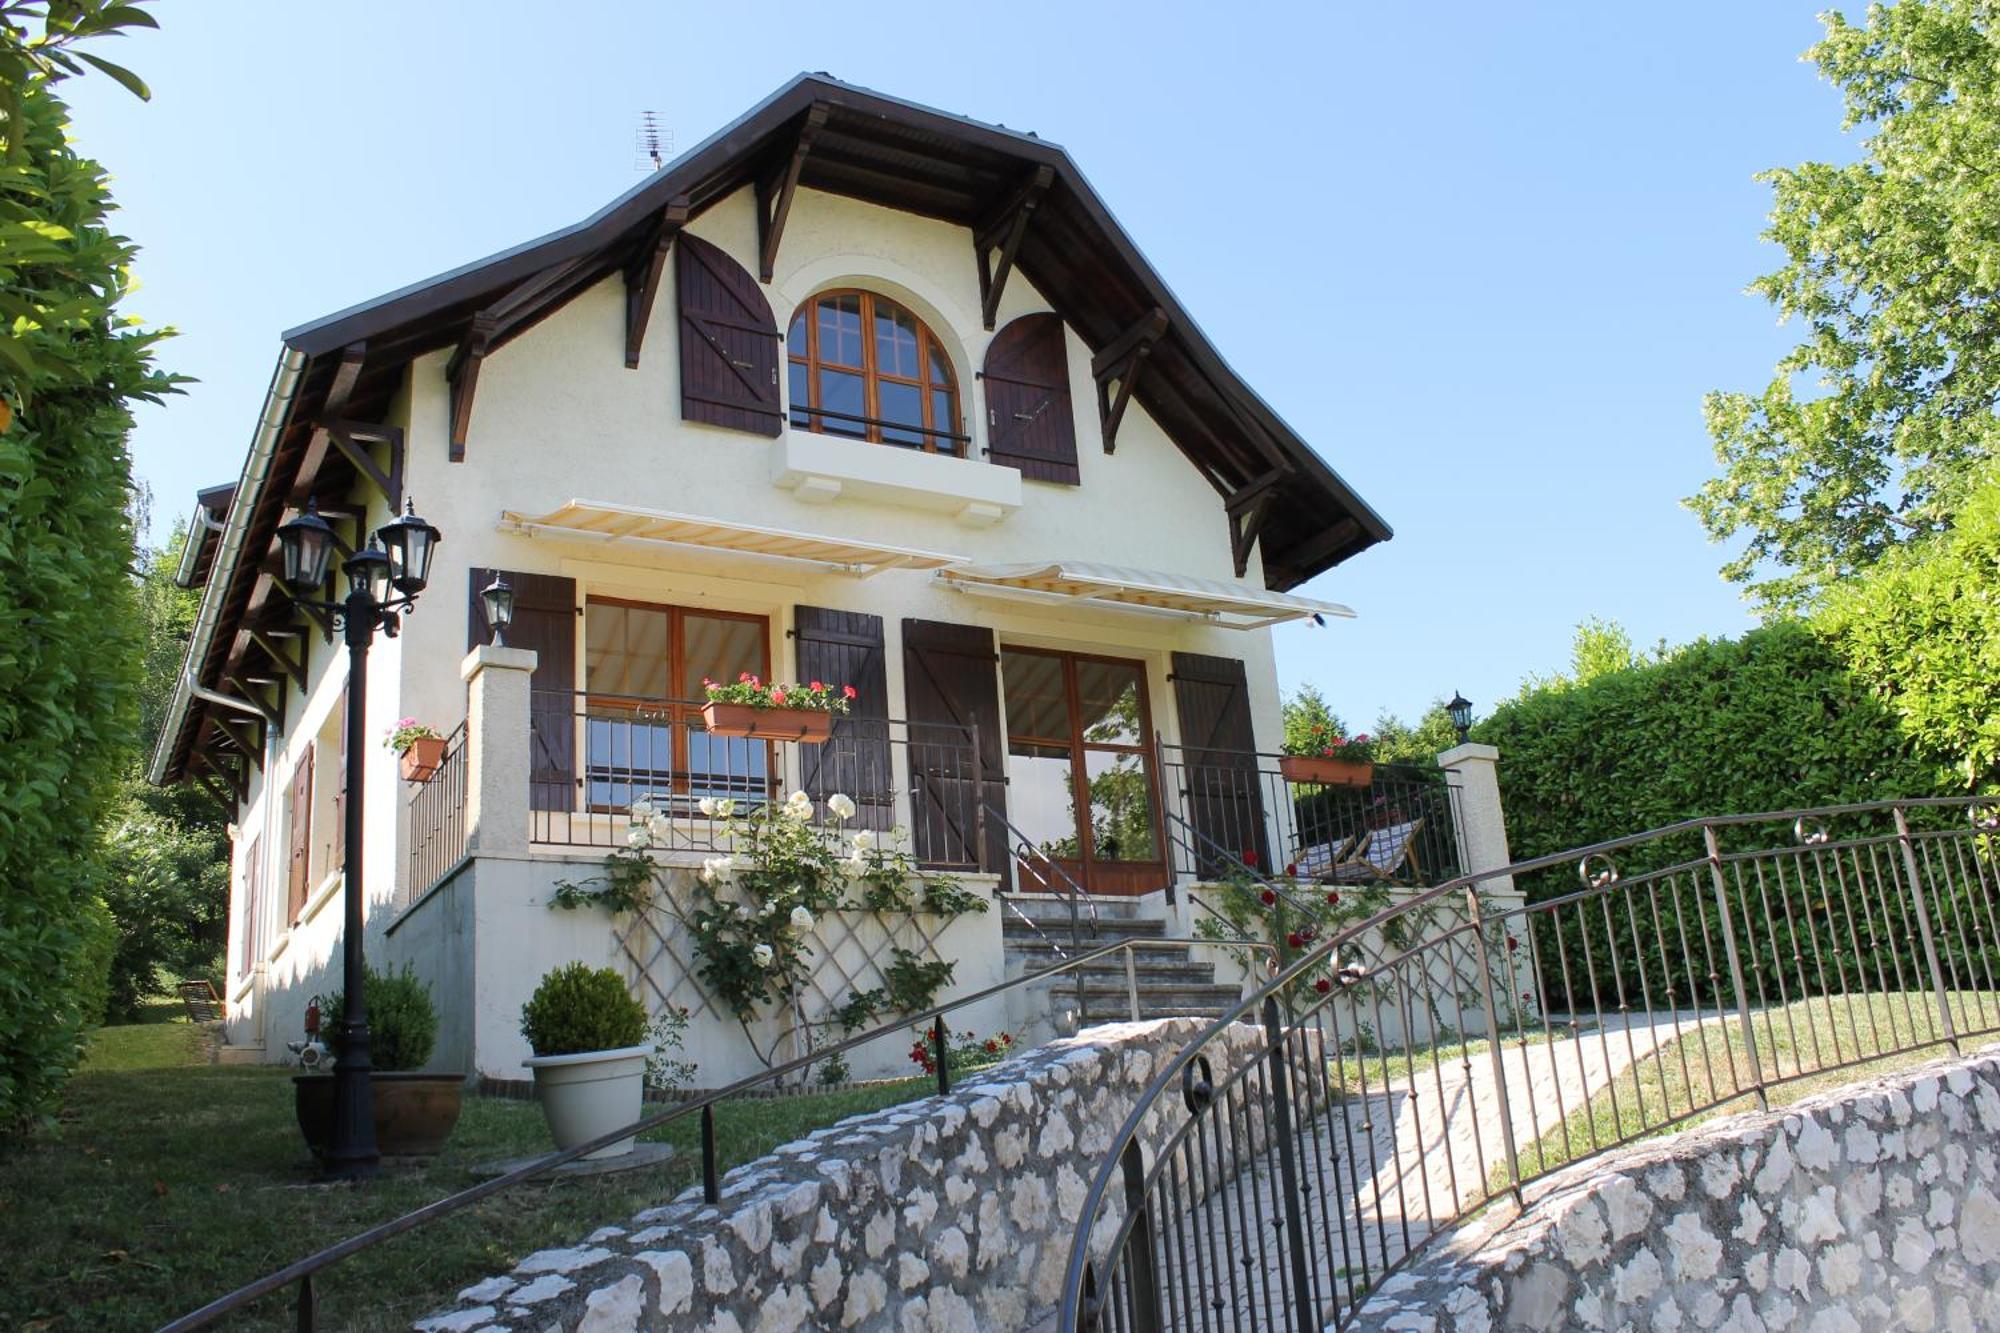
[523,1043,650,1159]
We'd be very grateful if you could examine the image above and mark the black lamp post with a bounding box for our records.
[1446,691,1474,745]
[276,498,441,1181]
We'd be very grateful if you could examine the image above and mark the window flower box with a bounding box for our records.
[701,701,834,744]
[1279,755,1375,788]
[399,736,447,782]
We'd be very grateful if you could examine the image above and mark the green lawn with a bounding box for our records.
[1495,990,2000,1192]
[1,1018,932,1331]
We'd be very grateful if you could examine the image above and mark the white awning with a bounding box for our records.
[935,560,1355,629]
[497,500,966,577]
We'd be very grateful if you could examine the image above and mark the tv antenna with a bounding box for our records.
[634,112,670,172]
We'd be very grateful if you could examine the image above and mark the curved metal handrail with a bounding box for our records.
[1056,794,2000,1330]
[160,928,1276,1332]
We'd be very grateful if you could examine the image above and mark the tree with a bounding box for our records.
[96,527,228,1019]
[1691,0,2000,612]
[1281,684,1345,756]
[0,0,170,1132]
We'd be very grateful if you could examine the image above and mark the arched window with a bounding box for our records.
[787,290,963,455]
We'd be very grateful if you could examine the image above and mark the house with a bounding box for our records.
[151,75,1450,1086]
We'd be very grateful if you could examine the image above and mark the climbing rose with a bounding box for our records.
[827,793,856,820]
[1259,889,1277,906]
[1286,932,1304,950]
[1241,849,1259,867]
[1285,862,1298,877]
[1325,891,1340,906]
[631,798,657,820]
[1315,977,1333,995]
[852,829,876,853]
[789,905,815,934]
[1506,934,1520,952]
[750,943,775,968]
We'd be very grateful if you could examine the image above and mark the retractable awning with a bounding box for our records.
[498,500,966,577]
[935,560,1355,629]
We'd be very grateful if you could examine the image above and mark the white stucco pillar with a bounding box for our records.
[1437,742,1513,891]
[461,645,538,858]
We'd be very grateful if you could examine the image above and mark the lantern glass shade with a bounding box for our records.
[377,500,441,596]
[479,576,515,644]
[277,502,337,593]
[1446,691,1474,741]
[345,540,393,604]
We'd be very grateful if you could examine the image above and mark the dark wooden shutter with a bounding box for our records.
[471,568,577,813]
[1170,653,1270,876]
[902,619,1007,877]
[287,744,314,922]
[676,233,781,436]
[794,607,893,831]
[982,312,1078,484]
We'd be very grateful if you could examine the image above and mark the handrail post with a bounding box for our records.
[1894,805,1961,1054]
[1262,995,1317,1325]
[295,1273,316,1332]
[1703,823,1767,1108]
[700,1104,720,1204]
[1125,942,1141,1022]
[1466,886,1524,1207]
[933,1013,951,1095]
[1118,1138,1166,1333]
[1152,728,1177,904]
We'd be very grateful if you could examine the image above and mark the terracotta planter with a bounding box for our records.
[1279,755,1375,788]
[399,736,446,782]
[293,1071,465,1159]
[524,1044,651,1159]
[701,701,833,744]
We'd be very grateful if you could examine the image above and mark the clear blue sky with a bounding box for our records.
[70,2,1851,727]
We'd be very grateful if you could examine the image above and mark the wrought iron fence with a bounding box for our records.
[403,723,467,904]
[1155,744,1462,888]
[526,690,986,867]
[1058,795,2000,1331]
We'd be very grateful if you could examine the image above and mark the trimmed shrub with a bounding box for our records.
[520,964,648,1058]
[71,898,117,1031]
[324,964,439,1072]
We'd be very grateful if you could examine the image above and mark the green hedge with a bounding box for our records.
[0,55,171,1133]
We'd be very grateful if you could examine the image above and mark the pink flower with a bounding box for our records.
[739,672,753,684]
[843,684,858,699]
[771,689,787,705]
[810,680,824,692]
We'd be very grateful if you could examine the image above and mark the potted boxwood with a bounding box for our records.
[294,963,463,1158]
[699,675,854,744]
[521,962,651,1159]
[387,718,447,781]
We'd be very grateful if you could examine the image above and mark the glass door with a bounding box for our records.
[1002,648,1164,895]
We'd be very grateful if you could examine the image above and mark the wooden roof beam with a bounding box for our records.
[322,418,405,510]
[288,343,366,507]
[974,165,1053,330]
[446,311,496,462]
[1091,307,1168,453]
[1225,469,1288,579]
[624,197,690,369]
[1262,516,1362,586]
[756,104,830,283]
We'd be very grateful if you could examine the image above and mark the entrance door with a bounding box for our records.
[1002,648,1165,895]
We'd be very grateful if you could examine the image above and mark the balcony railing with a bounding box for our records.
[527,690,988,868]
[1154,744,1463,887]
[403,723,468,904]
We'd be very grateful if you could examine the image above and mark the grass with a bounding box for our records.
[1492,989,2000,1193]
[1,1015,934,1331]
[1330,1021,1554,1089]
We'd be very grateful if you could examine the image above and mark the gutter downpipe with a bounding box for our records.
[146,346,309,786]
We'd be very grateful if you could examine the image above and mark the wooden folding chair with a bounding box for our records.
[177,978,225,1024]
[1292,832,1359,880]
[1328,817,1425,885]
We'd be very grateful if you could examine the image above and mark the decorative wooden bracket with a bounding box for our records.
[222,671,285,732]
[320,419,405,510]
[289,343,366,506]
[446,311,496,462]
[1225,469,1288,578]
[1091,308,1169,453]
[974,165,1053,330]
[246,623,308,691]
[211,713,265,773]
[189,754,237,815]
[625,196,690,369]
[756,104,829,283]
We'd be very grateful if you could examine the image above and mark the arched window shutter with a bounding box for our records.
[981,312,1077,484]
[675,233,782,436]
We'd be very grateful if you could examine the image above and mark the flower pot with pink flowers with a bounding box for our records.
[387,719,447,781]
[699,675,855,744]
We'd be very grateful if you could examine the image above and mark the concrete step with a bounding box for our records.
[1005,939,1199,968]
[1062,960,1219,987]
[1000,893,1158,924]
[1002,913,1170,940]
[1049,980,1247,1010]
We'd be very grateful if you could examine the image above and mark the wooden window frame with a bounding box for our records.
[1002,647,1165,886]
[787,289,964,455]
[581,598,773,811]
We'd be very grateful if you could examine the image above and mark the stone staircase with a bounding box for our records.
[1000,895,1245,1023]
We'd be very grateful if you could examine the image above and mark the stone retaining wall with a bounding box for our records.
[415,1017,1262,1332]
[1356,1044,2000,1331]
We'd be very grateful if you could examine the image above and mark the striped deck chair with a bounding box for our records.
[1328,817,1425,885]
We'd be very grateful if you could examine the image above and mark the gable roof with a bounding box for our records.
[152,73,1391,786]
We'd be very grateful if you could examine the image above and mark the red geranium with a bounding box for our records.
[843,684,858,700]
